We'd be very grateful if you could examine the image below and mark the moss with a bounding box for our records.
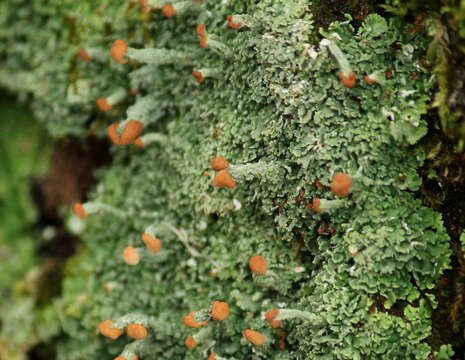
[381,0,465,147]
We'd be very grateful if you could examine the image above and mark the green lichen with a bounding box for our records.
[0,0,456,359]
[382,0,465,148]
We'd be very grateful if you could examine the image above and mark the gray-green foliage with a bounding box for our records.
[0,0,453,359]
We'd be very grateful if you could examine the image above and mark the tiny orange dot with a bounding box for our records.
[212,170,236,188]
[121,120,144,145]
[139,0,151,13]
[248,255,267,275]
[227,21,242,30]
[79,48,91,62]
[107,123,123,146]
[196,24,206,37]
[97,97,112,112]
[311,198,321,213]
[123,246,140,266]
[110,40,128,64]
[199,36,208,48]
[338,71,357,88]
[162,4,176,17]
[330,173,352,197]
[243,329,266,346]
[72,203,87,218]
[192,71,204,83]
[185,336,197,348]
[364,75,377,84]
[98,320,123,340]
[183,311,208,328]
[141,233,162,253]
[211,301,229,321]
[210,157,229,171]
[127,323,148,339]
[265,309,281,328]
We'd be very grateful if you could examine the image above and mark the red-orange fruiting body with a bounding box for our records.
[330,173,352,197]
[98,320,123,340]
[139,0,151,13]
[364,75,377,84]
[265,309,281,328]
[110,40,128,64]
[72,203,87,218]
[107,123,123,146]
[226,16,242,30]
[243,329,266,346]
[192,71,204,83]
[211,157,229,171]
[196,24,206,37]
[278,338,287,350]
[199,36,208,49]
[338,71,357,88]
[121,120,144,145]
[79,48,91,62]
[123,246,140,266]
[227,21,242,30]
[185,336,197,348]
[212,170,236,188]
[127,323,148,339]
[311,198,321,213]
[208,353,217,360]
[162,4,176,17]
[97,97,112,112]
[141,233,162,253]
[183,311,208,328]
[211,301,229,321]
[248,255,267,275]
[114,357,126,360]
